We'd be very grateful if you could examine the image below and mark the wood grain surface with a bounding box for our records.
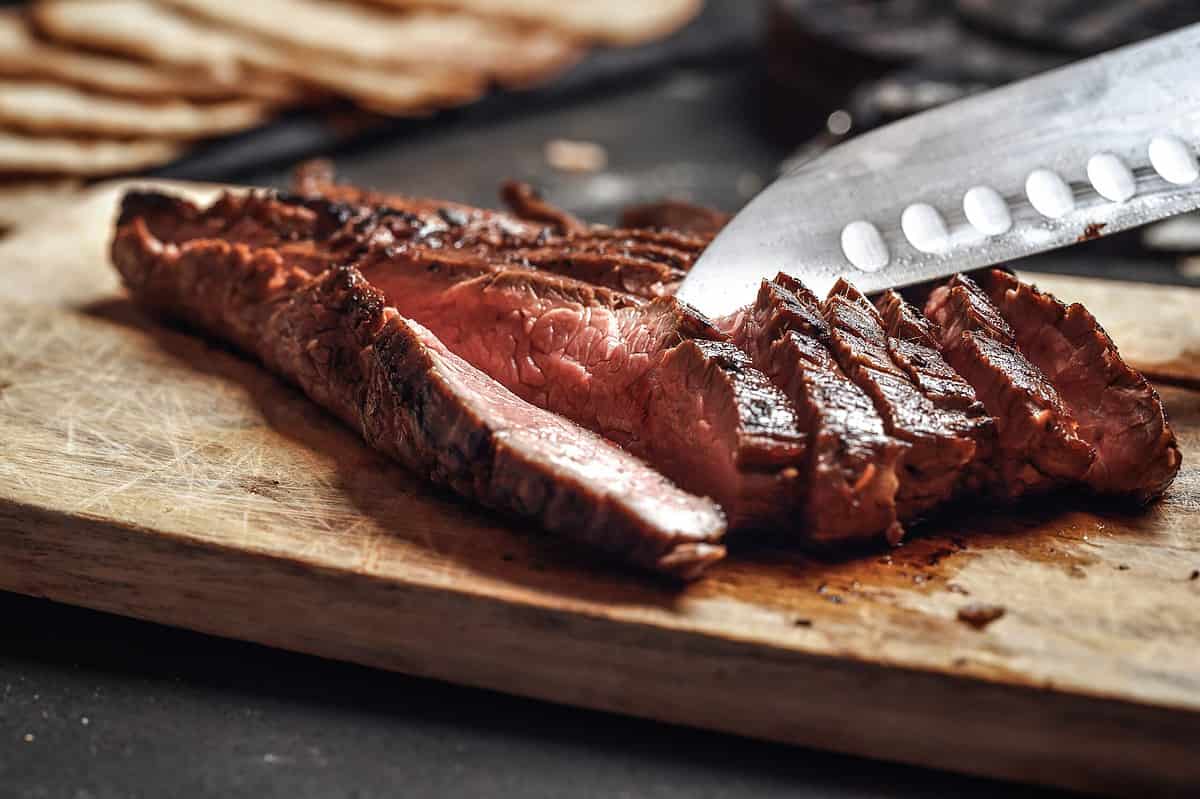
[1,181,1198,795]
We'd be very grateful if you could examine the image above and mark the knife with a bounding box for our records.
[676,23,1200,318]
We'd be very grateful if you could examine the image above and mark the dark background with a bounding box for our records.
[4,2,1196,796]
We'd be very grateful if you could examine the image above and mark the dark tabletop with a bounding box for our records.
[4,2,1192,796]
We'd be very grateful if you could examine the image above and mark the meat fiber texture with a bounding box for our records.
[112,186,1183,577]
[112,195,727,579]
[925,274,1097,498]
[979,269,1180,503]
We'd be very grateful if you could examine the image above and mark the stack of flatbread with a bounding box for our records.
[0,0,702,181]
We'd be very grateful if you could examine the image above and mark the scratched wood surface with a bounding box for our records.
[0,181,1198,796]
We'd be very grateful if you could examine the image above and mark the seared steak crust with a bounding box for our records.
[499,180,587,234]
[125,190,806,534]
[875,290,988,416]
[112,203,727,579]
[290,177,711,296]
[116,184,1182,566]
[822,280,980,520]
[926,275,1095,498]
[980,269,1181,502]
[356,249,808,532]
[725,276,905,545]
[126,189,694,297]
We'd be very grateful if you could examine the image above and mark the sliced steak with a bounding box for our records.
[112,201,727,579]
[354,248,809,532]
[724,275,905,545]
[288,176,706,295]
[925,275,1095,498]
[875,290,989,415]
[822,280,980,520]
[980,269,1181,502]
[211,189,693,297]
[294,166,716,259]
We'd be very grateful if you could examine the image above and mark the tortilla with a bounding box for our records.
[368,0,702,45]
[33,0,484,114]
[0,131,183,175]
[0,11,296,102]
[0,80,271,139]
[33,0,286,84]
[159,0,582,87]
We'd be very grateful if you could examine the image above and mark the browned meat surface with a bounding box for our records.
[499,179,587,233]
[139,189,692,298]
[126,190,807,533]
[295,164,717,257]
[874,289,995,495]
[822,280,980,520]
[980,269,1181,502]
[875,290,989,415]
[618,200,732,236]
[354,248,809,533]
[114,182,1183,569]
[503,246,687,297]
[926,275,1095,498]
[724,275,905,545]
[290,170,709,297]
[112,197,727,579]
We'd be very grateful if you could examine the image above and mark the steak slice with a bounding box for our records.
[294,166,716,258]
[354,247,809,532]
[724,275,905,545]
[822,279,980,520]
[111,203,727,579]
[289,174,705,296]
[142,188,692,298]
[980,269,1181,502]
[875,290,989,415]
[925,274,1095,498]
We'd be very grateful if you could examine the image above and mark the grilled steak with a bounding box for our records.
[290,170,707,297]
[295,165,717,260]
[311,187,696,297]
[724,275,905,545]
[980,269,1181,502]
[875,290,990,416]
[316,186,697,297]
[126,190,808,534]
[353,247,810,533]
[111,201,727,579]
[822,280,980,520]
[112,181,1183,574]
[925,275,1095,497]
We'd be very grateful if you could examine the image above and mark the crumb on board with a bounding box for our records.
[1190,569,1199,581]
[544,139,608,173]
[957,603,1006,630]
[1078,222,1107,242]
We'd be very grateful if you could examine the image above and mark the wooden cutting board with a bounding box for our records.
[2,181,1198,796]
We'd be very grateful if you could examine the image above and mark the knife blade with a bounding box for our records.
[677,23,1200,318]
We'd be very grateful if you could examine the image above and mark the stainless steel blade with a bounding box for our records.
[677,23,1200,318]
